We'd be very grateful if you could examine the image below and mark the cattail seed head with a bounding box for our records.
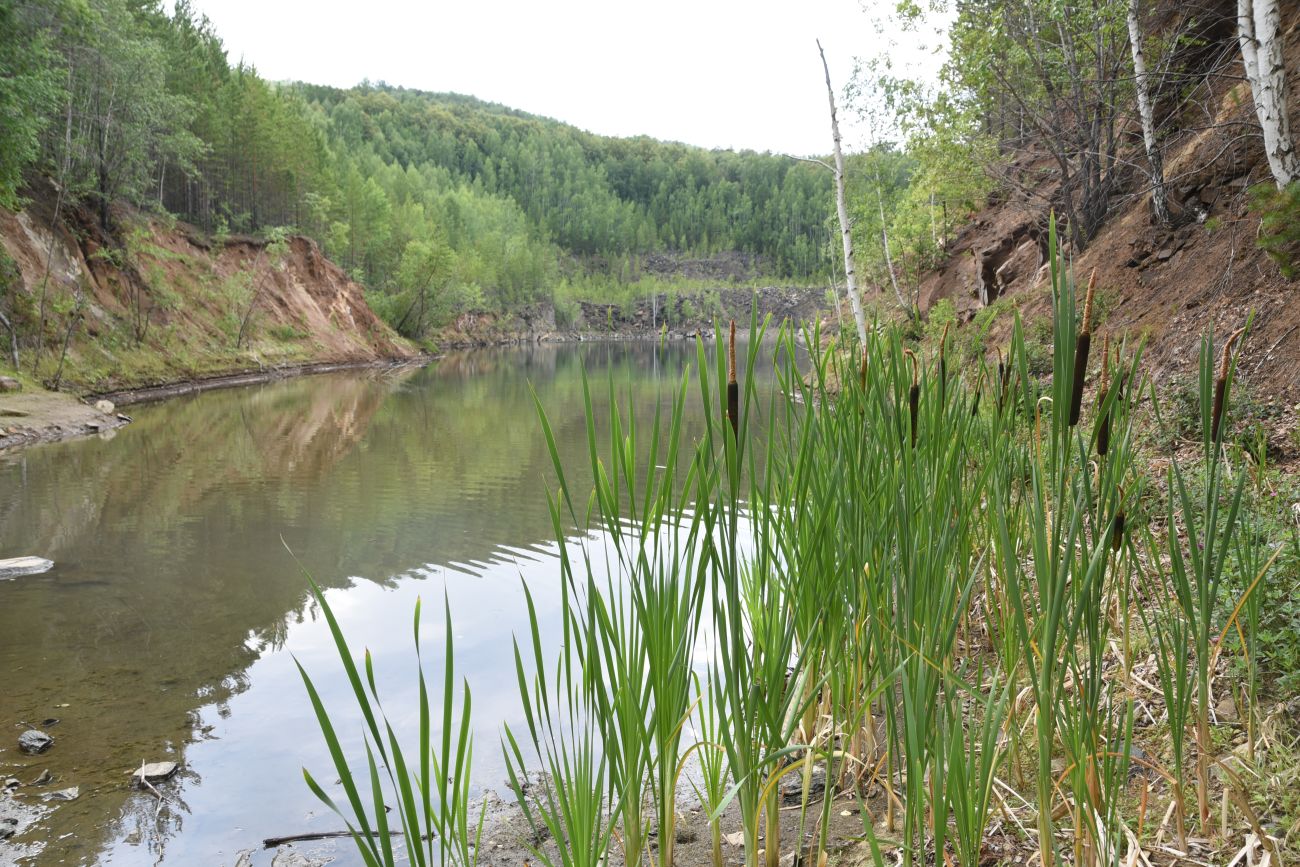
[905,349,919,447]
[727,320,739,440]
[859,347,869,393]
[1069,271,1098,427]
[1110,485,1127,552]
[1069,332,1091,426]
[1211,327,1245,443]
[996,348,1007,414]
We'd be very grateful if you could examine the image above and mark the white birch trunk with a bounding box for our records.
[818,41,868,346]
[1127,0,1170,222]
[1239,0,1299,188]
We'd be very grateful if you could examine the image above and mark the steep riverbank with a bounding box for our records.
[0,187,417,398]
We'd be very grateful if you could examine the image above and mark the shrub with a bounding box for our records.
[1252,181,1300,278]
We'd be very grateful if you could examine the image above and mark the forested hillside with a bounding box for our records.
[0,0,859,354]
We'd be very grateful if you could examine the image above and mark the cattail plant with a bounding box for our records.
[686,677,730,867]
[297,584,484,867]
[1159,326,1250,837]
[504,583,616,867]
[942,668,1011,867]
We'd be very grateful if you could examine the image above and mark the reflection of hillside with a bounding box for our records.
[0,340,768,865]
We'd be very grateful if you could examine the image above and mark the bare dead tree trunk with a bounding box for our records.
[818,40,868,346]
[1239,0,1299,187]
[1128,0,1170,223]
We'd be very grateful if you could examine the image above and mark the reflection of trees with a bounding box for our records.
[0,340,769,865]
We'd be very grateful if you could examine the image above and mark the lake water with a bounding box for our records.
[0,339,776,866]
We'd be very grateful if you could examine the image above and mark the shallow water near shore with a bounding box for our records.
[0,338,781,866]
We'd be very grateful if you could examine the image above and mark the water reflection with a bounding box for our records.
[0,339,776,865]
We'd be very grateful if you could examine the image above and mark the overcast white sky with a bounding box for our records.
[183,0,949,157]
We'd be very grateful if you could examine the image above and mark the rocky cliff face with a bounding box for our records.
[0,192,413,393]
[435,285,833,347]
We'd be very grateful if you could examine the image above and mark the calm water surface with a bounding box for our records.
[0,340,778,866]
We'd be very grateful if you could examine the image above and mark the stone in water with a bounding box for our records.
[132,762,178,783]
[18,731,53,754]
[41,787,79,802]
[0,557,54,580]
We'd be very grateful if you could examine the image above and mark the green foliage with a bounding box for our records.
[1252,181,1300,278]
[0,1,64,207]
[921,298,956,343]
[297,583,484,867]
[268,323,307,342]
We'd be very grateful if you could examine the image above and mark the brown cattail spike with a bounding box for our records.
[996,347,1006,414]
[905,349,920,447]
[1211,327,1246,443]
[859,347,869,393]
[1069,272,1097,427]
[726,320,739,441]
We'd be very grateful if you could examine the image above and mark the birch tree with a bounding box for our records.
[1237,0,1298,188]
[1127,0,1170,223]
